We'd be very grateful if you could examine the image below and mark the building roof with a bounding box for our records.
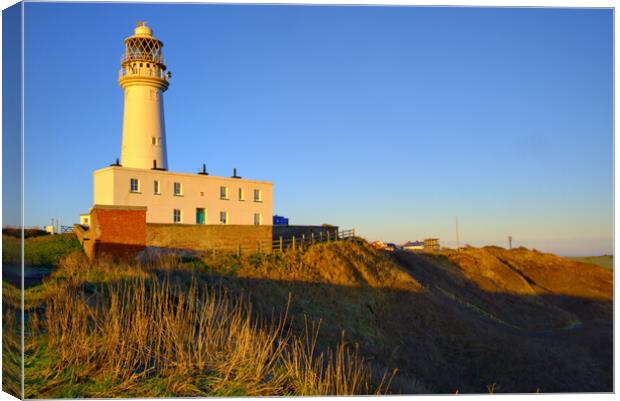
[94,166,273,185]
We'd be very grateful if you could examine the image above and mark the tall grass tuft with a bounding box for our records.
[26,259,392,397]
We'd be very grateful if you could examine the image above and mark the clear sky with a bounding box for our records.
[14,3,613,256]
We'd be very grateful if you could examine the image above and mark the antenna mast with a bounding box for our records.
[455,216,460,251]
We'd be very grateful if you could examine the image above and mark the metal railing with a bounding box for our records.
[120,54,165,65]
[60,225,74,234]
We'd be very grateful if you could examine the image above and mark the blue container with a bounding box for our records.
[273,215,289,225]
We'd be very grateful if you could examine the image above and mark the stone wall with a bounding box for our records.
[146,224,273,253]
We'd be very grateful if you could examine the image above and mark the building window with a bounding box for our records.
[254,213,262,226]
[219,211,228,224]
[253,189,262,202]
[130,178,140,193]
[173,182,183,196]
[220,186,229,200]
[238,188,245,201]
[154,180,160,194]
[173,209,182,224]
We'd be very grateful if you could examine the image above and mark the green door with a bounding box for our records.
[196,208,205,224]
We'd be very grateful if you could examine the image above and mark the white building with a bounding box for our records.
[91,22,273,225]
[79,214,90,226]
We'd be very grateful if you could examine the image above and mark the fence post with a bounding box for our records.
[279,236,283,253]
[311,232,315,244]
[292,236,296,251]
[320,231,323,242]
[326,231,330,242]
[335,230,339,241]
[302,234,305,249]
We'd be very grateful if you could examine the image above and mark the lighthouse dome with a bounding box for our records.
[134,22,153,37]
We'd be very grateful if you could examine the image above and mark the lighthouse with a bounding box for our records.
[119,22,170,170]
[91,22,273,226]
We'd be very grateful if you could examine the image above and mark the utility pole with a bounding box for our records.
[508,236,512,250]
[455,216,460,251]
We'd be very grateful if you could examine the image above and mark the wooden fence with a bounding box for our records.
[272,228,355,252]
[207,228,356,257]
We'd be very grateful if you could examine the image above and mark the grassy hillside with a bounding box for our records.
[392,246,612,392]
[3,233,81,266]
[567,255,613,271]
[14,241,400,398]
[5,237,613,396]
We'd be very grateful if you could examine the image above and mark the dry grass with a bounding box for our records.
[193,239,422,291]
[22,252,394,398]
[567,255,613,271]
[16,238,612,395]
[2,300,22,399]
[486,247,613,300]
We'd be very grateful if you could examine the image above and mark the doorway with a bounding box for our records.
[196,208,205,225]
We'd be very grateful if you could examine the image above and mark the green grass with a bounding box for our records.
[2,233,81,266]
[568,255,613,271]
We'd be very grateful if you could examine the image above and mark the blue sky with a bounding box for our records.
[11,3,613,255]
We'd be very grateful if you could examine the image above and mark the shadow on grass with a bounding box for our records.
[13,244,614,396]
[142,263,613,394]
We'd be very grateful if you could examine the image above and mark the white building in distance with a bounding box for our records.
[92,22,273,225]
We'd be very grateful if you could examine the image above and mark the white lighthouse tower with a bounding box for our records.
[91,22,273,227]
[119,22,170,170]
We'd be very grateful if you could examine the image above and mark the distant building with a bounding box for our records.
[403,241,424,251]
[44,225,55,235]
[79,214,90,226]
[424,238,440,251]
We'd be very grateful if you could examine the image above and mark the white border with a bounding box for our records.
[0,1,616,401]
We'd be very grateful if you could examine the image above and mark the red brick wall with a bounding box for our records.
[87,206,147,259]
[91,208,146,245]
